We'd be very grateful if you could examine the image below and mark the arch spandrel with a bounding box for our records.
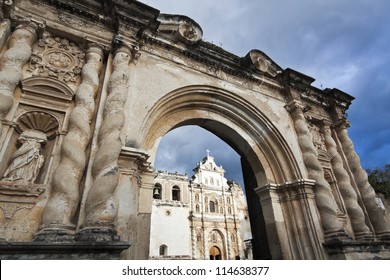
[139,85,303,185]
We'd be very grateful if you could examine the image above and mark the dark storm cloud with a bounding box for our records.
[155,126,244,185]
[143,0,390,181]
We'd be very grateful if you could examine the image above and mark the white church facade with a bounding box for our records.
[149,152,253,260]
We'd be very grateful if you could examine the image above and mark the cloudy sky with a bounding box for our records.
[141,0,390,186]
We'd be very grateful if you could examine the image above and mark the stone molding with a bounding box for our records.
[0,241,130,260]
[0,182,45,220]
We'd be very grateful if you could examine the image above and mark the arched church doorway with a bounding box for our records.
[209,246,222,260]
[142,85,304,260]
[154,125,271,259]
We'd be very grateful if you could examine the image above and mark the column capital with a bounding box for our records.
[333,117,351,131]
[118,146,151,173]
[319,119,333,133]
[86,43,104,57]
[112,35,140,64]
[285,100,306,115]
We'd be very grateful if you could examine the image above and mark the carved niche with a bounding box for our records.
[0,111,59,220]
[306,119,348,224]
[27,32,85,90]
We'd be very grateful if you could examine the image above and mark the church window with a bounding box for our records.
[172,186,180,201]
[205,206,209,213]
[196,204,200,213]
[226,197,231,204]
[228,207,232,214]
[195,194,199,202]
[204,178,208,184]
[159,244,167,256]
[210,201,216,213]
[197,233,202,242]
[153,183,162,199]
[210,178,214,185]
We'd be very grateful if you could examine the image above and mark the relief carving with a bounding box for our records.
[0,111,58,222]
[1,129,46,184]
[157,14,203,45]
[244,50,282,77]
[308,122,327,151]
[28,32,85,86]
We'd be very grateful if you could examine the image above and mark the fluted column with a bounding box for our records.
[0,22,37,139]
[36,45,104,240]
[320,121,373,239]
[286,101,347,240]
[77,45,133,241]
[334,118,390,238]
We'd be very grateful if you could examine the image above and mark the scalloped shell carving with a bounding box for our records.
[16,112,59,139]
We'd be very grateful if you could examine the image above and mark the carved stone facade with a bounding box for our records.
[0,0,389,259]
[149,153,252,260]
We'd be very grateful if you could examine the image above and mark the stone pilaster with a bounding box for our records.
[112,147,152,260]
[320,121,373,239]
[0,21,37,140]
[36,45,104,241]
[77,45,133,242]
[334,118,390,239]
[260,180,326,259]
[285,101,348,241]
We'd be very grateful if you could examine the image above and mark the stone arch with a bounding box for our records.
[207,229,226,260]
[141,85,304,259]
[141,85,302,186]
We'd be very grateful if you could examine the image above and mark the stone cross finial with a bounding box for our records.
[206,149,210,157]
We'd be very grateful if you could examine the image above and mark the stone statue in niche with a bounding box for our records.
[1,129,47,184]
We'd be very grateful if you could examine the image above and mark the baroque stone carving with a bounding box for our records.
[0,22,37,140]
[320,122,372,239]
[0,183,45,220]
[285,101,348,240]
[1,129,47,183]
[28,32,85,86]
[157,14,203,45]
[244,50,282,77]
[78,46,133,241]
[308,122,326,151]
[335,118,390,238]
[39,44,104,236]
[16,111,59,139]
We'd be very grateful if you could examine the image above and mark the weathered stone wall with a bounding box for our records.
[0,0,389,260]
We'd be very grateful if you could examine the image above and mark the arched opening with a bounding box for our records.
[172,186,180,201]
[142,85,303,259]
[209,201,216,213]
[153,183,162,199]
[209,246,222,260]
[159,244,168,256]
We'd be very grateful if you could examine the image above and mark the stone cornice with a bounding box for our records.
[141,34,283,96]
[282,68,354,111]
